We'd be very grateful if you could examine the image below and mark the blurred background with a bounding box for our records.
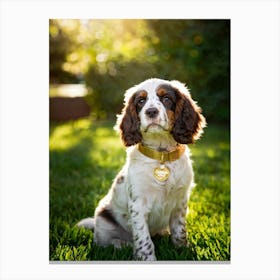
[49,19,230,124]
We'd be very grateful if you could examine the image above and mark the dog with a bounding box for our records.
[78,78,206,261]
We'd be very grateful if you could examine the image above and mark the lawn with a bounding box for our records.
[49,118,230,261]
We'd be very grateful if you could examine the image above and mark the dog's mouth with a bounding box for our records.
[144,123,168,133]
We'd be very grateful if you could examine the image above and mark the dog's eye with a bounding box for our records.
[134,94,147,113]
[138,98,146,105]
[161,96,172,105]
[160,95,175,111]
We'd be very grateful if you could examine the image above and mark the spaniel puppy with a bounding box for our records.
[78,78,206,261]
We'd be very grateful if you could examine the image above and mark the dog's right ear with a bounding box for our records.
[115,95,143,147]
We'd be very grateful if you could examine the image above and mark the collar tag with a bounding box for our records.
[154,164,170,182]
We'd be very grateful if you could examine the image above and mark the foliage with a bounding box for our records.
[49,19,230,123]
[49,118,230,261]
[49,19,82,83]
[147,20,230,123]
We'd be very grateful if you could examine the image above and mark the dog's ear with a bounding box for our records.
[115,95,142,147]
[171,89,206,144]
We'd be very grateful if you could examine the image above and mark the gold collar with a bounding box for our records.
[137,143,186,163]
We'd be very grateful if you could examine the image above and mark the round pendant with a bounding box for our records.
[153,164,170,182]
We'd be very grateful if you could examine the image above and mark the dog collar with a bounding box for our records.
[137,143,186,162]
[137,143,186,183]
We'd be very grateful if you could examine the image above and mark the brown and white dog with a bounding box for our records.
[78,78,206,261]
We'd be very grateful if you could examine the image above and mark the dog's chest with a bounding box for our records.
[145,183,186,235]
[130,159,189,233]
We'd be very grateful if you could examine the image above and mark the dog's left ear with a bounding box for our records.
[171,89,206,144]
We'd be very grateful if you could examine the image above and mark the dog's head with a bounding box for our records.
[116,78,206,146]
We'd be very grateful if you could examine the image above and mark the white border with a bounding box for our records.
[1,0,279,279]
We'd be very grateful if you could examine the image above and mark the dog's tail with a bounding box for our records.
[76,217,95,231]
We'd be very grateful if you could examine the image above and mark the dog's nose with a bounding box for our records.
[145,107,159,118]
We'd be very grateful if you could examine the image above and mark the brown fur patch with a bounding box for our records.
[157,87,167,96]
[118,93,143,146]
[117,175,124,184]
[171,91,206,144]
[156,85,176,101]
[98,208,119,227]
[156,84,177,112]
[137,90,148,99]
[166,109,175,129]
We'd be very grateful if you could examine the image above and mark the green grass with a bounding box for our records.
[49,118,230,261]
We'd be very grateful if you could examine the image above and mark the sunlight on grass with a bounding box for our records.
[90,126,125,169]
[50,119,92,151]
[50,118,126,173]
[50,123,79,150]
[94,127,115,137]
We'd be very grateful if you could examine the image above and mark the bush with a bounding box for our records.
[85,60,157,119]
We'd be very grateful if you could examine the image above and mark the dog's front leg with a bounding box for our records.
[169,203,188,247]
[128,198,156,261]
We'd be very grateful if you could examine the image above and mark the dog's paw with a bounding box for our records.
[144,254,157,261]
[171,235,188,247]
[135,252,157,261]
[134,245,157,261]
[112,238,131,249]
